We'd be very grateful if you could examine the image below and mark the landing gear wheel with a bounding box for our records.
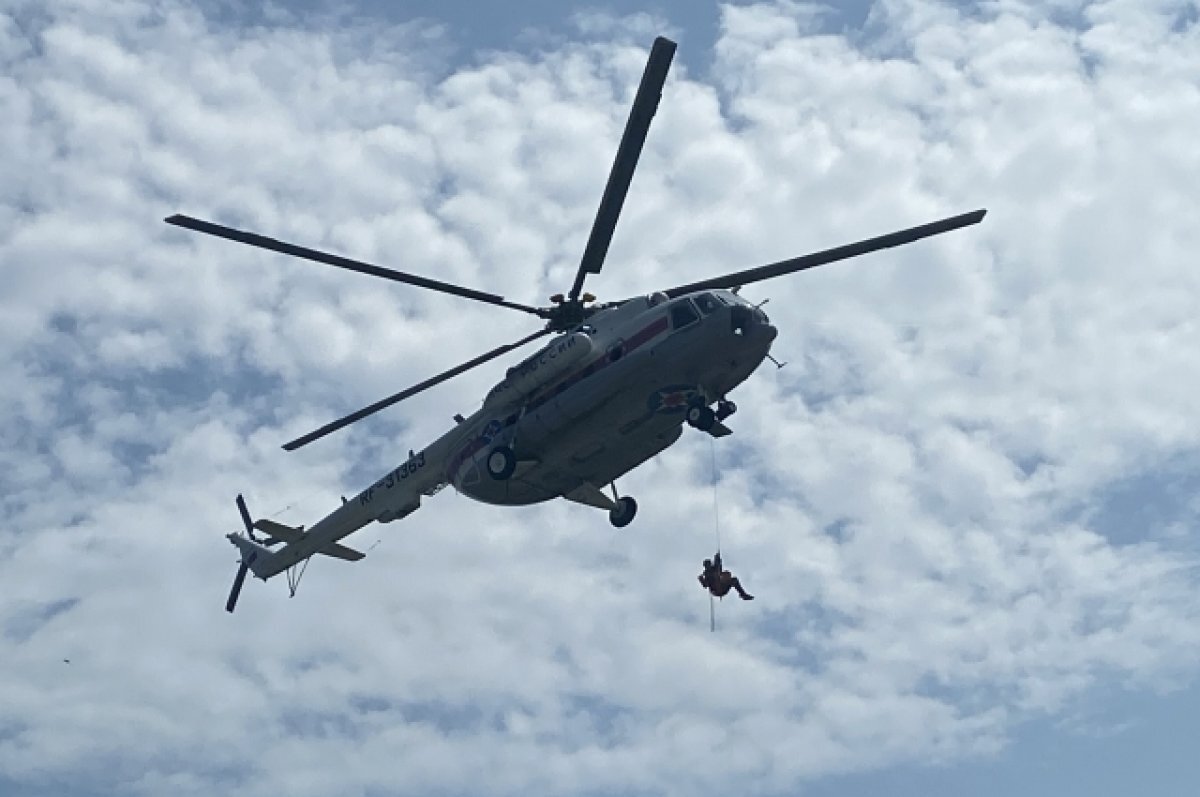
[609,496,638,528]
[486,446,517,480]
[686,404,716,431]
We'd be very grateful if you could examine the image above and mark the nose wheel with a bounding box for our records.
[686,402,715,431]
[609,496,638,528]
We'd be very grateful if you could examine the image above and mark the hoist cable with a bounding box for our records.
[709,436,720,632]
[710,437,721,555]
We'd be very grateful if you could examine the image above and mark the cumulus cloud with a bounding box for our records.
[1,0,1199,795]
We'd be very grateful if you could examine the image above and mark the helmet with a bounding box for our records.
[703,559,713,568]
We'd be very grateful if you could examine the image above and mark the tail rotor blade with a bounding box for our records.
[236,494,253,535]
[226,561,250,613]
[228,494,255,613]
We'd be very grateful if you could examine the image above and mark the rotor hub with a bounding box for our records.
[541,298,598,332]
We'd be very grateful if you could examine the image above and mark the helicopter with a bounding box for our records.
[164,36,986,612]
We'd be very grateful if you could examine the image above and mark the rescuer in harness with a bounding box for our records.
[698,552,753,600]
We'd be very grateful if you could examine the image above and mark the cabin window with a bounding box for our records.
[669,300,700,330]
[694,293,720,315]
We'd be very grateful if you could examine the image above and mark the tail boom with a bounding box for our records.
[229,498,375,581]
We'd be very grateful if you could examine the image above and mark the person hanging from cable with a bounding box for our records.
[698,551,753,600]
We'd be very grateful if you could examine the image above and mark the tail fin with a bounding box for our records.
[223,493,367,614]
[227,533,277,580]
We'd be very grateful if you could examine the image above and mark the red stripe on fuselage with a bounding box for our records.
[525,314,669,410]
[624,315,669,352]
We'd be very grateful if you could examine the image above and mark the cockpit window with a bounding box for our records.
[693,293,721,315]
[669,300,700,330]
[720,290,753,306]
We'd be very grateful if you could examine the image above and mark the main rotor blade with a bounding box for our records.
[165,214,544,317]
[663,209,988,297]
[569,36,676,300]
[282,328,552,451]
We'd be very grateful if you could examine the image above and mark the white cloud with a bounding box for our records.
[1,0,1199,795]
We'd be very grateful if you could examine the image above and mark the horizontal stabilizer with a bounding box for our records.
[254,518,304,544]
[252,519,363,561]
[320,542,365,561]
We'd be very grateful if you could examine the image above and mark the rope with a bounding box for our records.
[709,436,720,632]
[709,437,721,555]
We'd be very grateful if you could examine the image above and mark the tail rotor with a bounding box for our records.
[226,494,256,613]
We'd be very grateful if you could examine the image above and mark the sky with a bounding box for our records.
[1,0,1199,795]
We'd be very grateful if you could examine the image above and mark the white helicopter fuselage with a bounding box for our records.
[450,289,776,505]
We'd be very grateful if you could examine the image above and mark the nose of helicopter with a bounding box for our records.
[755,306,778,342]
[731,304,777,344]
